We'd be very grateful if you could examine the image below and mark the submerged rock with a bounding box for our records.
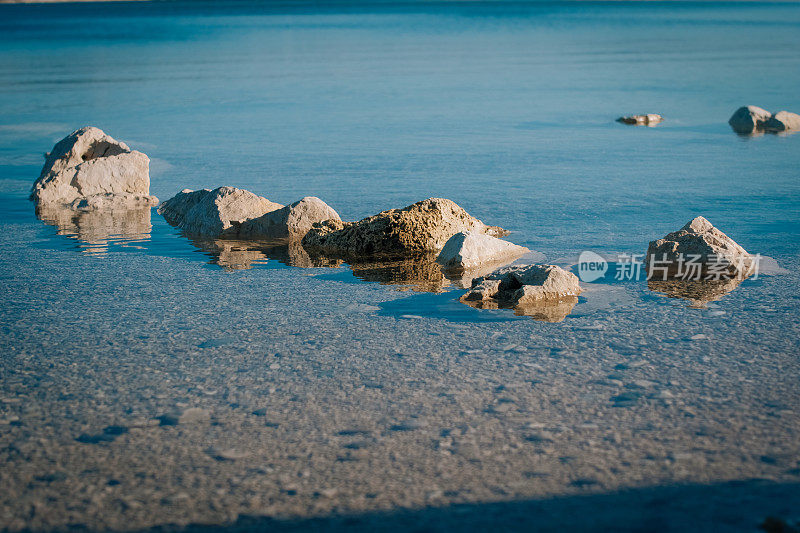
[159,188,339,240]
[302,198,507,256]
[616,114,663,126]
[763,110,800,133]
[461,264,581,322]
[436,231,529,271]
[646,216,754,279]
[31,127,157,209]
[728,105,772,134]
[239,196,341,240]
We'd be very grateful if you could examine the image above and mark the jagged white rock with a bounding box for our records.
[646,216,754,278]
[436,231,529,270]
[30,127,157,209]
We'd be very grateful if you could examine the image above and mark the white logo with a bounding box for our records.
[578,251,608,282]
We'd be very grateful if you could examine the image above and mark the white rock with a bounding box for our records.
[239,196,341,240]
[30,127,157,208]
[646,216,754,279]
[763,110,800,133]
[728,105,772,134]
[158,187,282,238]
[463,264,581,303]
[436,231,529,270]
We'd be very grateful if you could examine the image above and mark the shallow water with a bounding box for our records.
[1,2,799,531]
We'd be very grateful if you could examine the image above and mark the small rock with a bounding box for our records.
[436,231,529,270]
[762,110,800,133]
[728,105,772,134]
[617,114,663,126]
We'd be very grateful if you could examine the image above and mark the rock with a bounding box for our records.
[30,127,157,208]
[238,196,341,240]
[302,198,507,256]
[646,216,754,279]
[436,231,529,270]
[461,264,581,322]
[763,110,800,133]
[616,114,663,126]
[728,105,772,134]
[158,187,282,238]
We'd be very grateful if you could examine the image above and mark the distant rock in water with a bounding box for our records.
[461,264,581,322]
[436,231,529,271]
[158,188,340,240]
[302,198,507,256]
[763,110,800,133]
[728,106,800,135]
[30,127,157,209]
[728,105,772,134]
[616,114,663,126]
[646,216,754,279]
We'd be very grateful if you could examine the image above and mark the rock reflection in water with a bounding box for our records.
[187,238,344,271]
[345,254,451,293]
[35,203,152,256]
[648,277,744,308]
[461,296,579,323]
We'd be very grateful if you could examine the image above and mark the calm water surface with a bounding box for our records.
[1,2,799,531]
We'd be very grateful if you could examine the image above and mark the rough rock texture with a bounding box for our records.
[436,231,529,271]
[460,264,581,322]
[616,114,663,126]
[30,127,157,208]
[463,264,582,304]
[157,187,282,238]
[728,106,772,134]
[302,198,507,256]
[763,110,800,133]
[646,216,754,279]
[239,196,341,240]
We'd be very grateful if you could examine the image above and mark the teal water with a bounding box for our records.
[1,3,800,530]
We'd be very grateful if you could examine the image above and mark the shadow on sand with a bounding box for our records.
[136,479,799,532]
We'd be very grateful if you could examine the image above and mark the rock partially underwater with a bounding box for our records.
[646,216,754,279]
[728,106,800,135]
[31,127,157,209]
[158,188,340,240]
[303,198,507,256]
[616,114,663,126]
[462,264,582,322]
[436,231,529,271]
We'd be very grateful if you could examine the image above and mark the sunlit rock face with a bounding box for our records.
[303,198,507,256]
[158,187,283,238]
[159,189,340,241]
[436,231,529,271]
[648,277,744,308]
[646,216,754,279]
[30,127,157,209]
[239,197,341,240]
[35,202,152,255]
[616,114,663,126]
[461,264,582,322]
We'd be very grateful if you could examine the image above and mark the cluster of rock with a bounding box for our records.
[728,105,800,135]
[31,127,763,319]
[616,114,663,126]
[157,187,340,240]
[30,127,158,211]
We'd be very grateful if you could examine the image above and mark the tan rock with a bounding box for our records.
[302,198,507,256]
[436,231,529,271]
[239,196,341,240]
[646,216,754,279]
[617,114,663,126]
[763,110,800,133]
[463,264,581,304]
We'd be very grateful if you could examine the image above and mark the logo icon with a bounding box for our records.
[578,251,608,282]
